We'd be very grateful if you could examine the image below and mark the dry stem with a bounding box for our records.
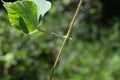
[49,0,83,80]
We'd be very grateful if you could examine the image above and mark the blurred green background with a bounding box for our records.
[0,0,120,80]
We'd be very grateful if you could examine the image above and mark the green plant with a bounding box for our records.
[2,0,51,34]
[2,0,84,79]
[1,0,120,80]
[2,0,83,80]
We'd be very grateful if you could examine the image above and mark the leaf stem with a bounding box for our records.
[38,29,65,38]
[49,0,83,80]
[29,29,65,39]
[1,0,5,3]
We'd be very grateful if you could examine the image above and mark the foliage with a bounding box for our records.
[3,0,51,34]
[0,0,120,80]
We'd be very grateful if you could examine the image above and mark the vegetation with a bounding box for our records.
[0,0,120,80]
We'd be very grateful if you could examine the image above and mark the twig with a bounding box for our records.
[1,0,5,3]
[37,29,65,38]
[29,29,67,39]
[49,0,83,80]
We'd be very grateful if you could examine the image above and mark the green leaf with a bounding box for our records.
[30,0,52,25]
[3,0,51,34]
[3,1,37,33]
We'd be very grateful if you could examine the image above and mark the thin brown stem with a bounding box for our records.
[49,0,83,80]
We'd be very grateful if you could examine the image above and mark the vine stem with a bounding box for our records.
[29,29,69,39]
[49,0,83,80]
[1,0,5,3]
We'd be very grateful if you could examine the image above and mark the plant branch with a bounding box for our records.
[1,0,5,3]
[29,29,67,39]
[49,0,83,80]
